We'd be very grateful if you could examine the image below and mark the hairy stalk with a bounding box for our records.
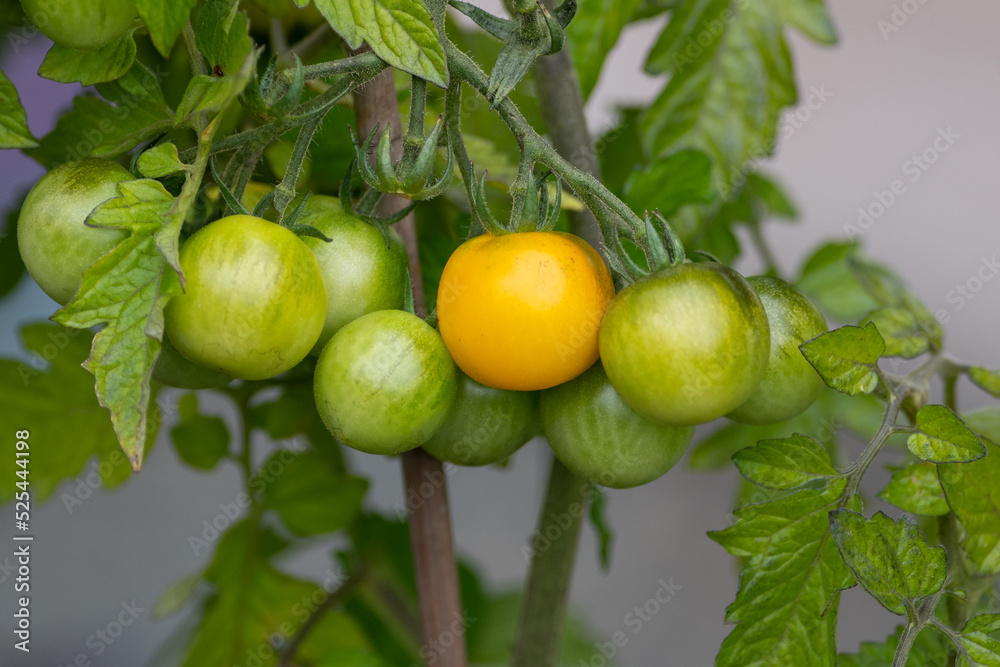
[843,392,902,499]
[442,41,664,252]
[353,58,467,667]
[532,0,603,248]
[273,116,321,221]
[511,460,590,667]
[892,619,922,667]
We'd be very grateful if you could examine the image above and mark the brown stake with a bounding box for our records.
[352,57,467,667]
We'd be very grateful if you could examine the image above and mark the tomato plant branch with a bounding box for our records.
[182,21,206,78]
[354,63,467,667]
[892,619,922,667]
[530,0,602,248]
[511,459,590,667]
[442,41,668,256]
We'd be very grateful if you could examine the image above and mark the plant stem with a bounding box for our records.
[892,619,921,667]
[443,40,671,254]
[844,393,902,499]
[531,0,603,248]
[511,459,589,667]
[353,57,467,667]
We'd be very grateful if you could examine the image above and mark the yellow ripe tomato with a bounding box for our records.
[437,231,614,391]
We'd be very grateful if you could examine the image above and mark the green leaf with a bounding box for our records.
[175,72,249,126]
[797,242,879,323]
[0,207,26,299]
[839,625,951,666]
[956,632,1000,667]
[863,307,930,358]
[799,323,885,396]
[0,68,38,148]
[965,614,1000,636]
[938,434,1000,576]
[314,0,448,87]
[709,479,859,666]
[732,434,841,490]
[196,0,253,75]
[52,180,181,471]
[641,0,834,191]
[26,63,173,168]
[263,451,368,536]
[136,0,198,57]
[848,255,943,347]
[170,393,230,471]
[0,323,147,503]
[969,367,1000,399]
[828,510,946,617]
[38,30,137,86]
[622,149,714,218]
[907,405,986,464]
[181,523,322,667]
[878,461,950,517]
[137,143,187,178]
[567,0,642,99]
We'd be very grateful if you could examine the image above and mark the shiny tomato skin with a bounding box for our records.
[599,262,770,426]
[541,363,694,489]
[314,310,457,455]
[299,196,409,355]
[17,159,131,305]
[21,0,138,50]
[727,276,828,425]
[164,215,327,381]
[422,371,538,466]
[437,231,614,392]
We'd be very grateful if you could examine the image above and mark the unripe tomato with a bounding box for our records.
[152,337,232,390]
[727,276,828,425]
[21,0,137,50]
[437,231,614,391]
[541,363,694,489]
[165,215,327,381]
[299,196,409,355]
[423,371,538,466]
[599,262,770,426]
[17,159,131,305]
[314,310,457,455]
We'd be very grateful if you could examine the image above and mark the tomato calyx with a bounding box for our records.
[605,209,685,284]
[469,160,563,236]
[351,116,455,202]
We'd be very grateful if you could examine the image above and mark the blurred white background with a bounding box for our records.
[2,1,999,665]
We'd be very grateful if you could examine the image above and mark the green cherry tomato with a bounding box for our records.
[17,159,131,305]
[314,310,457,455]
[599,262,770,426]
[727,276,828,425]
[299,196,409,355]
[541,363,694,489]
[21,0,138,50]
[423,371,538,467]
[165,215,327,381]
[152,336,232,390]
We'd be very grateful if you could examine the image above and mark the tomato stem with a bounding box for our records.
[512,458,589,667]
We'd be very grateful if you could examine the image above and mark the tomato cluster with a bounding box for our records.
[18,158,828,490]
